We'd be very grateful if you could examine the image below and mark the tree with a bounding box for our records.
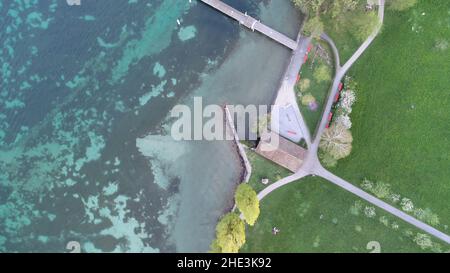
[209,239,222,253]
[314,64,331,83]
[387,0,418,11]
[330,0,358,19]
[292,0,326,15]
[320,123,353,160]
[303,16,324,38]
[235,184,260,226]
[213,213,246,253]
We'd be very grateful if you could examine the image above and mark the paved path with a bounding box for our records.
[199,0,298,50]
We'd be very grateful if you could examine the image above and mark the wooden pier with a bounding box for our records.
[200,0,298,50]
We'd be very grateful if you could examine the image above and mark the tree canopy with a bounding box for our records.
[211,213,246,253]
[303,16,324,38]
[293,0,381,42]
[320,123,353,160]
[235,184,260,226]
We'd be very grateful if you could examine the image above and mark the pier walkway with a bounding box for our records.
[199,0,298,50]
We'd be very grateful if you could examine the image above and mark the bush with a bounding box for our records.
[314,64,331,83]
[298,78,311,92]
[372,182,391,199]
[400,198,414,212]
[364,206,376,218]
[413,233,433,250]
[361,178,374,191]
[301,93,316,106]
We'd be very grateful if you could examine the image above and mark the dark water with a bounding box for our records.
[0,0,301,252]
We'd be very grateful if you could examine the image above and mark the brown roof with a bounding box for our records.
[255,131,306,172]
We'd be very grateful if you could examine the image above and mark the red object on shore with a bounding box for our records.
[303,54,308,63]
[338,82,344,91]
[307,44,313,53]
[326,112,333,128]
[334,92,340,103]
[287,130,297,135]
[297,74,301,82]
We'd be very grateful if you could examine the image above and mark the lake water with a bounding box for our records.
[0,0,301,252]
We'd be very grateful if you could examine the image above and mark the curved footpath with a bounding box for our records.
[258,0,450,245]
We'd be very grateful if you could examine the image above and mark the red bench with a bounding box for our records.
[326,112,333,128]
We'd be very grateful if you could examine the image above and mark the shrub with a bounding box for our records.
[401,198,414,212]
[389,193,401,204]
[413,233,433,250]
[337,89,356,115]
[364,206,376,218]
[372,182,391,199]
[314,64,331,83]
[422,208,440,226]
[361,178,374,191]
[301,93,316,106]
[298,78,311,92]
[335,115,352,129]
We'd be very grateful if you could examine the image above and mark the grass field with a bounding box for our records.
[242,177,447,252]
[246,149,292,193]
[296,40,334,134]
[331,0,450,231]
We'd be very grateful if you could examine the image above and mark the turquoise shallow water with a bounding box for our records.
[0,0,301,252]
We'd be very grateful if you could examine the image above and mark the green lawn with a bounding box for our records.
[246,149,292,193]
[296,40,334,135]
[242,177,447,253]
[332,0,450,231]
